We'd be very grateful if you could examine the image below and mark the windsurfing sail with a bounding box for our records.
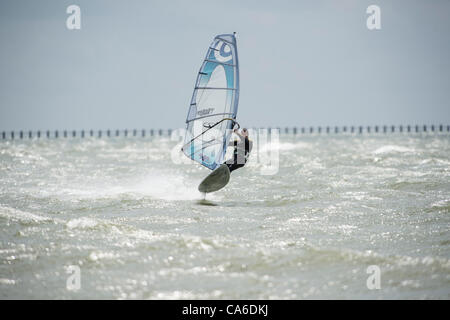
[182,33,240,170]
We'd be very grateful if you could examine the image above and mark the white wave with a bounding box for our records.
[258,141,309,153]
[39,171,204,202]
[66,217,99,229]
[0,278,16,285]
[150,290,222,300]
[430,199,450,209]
[0,205,53,224]
[88,251,120,262]
[131,171,204,201]
[372,145,415,155]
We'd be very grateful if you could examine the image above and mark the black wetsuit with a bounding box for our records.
[224,136,252,173]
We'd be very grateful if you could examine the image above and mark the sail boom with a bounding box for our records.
[186,113,234,123]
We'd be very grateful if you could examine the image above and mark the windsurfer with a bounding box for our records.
[223,128,253,173]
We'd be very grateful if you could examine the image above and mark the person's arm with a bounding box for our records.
[228,137,240,146]
[228,129,242,146]
[233,129,245,140]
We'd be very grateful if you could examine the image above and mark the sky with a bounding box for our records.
[0,0,449,131]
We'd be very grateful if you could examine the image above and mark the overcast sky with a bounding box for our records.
[0,0,449,131]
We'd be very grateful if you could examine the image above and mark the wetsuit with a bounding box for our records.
[224,136,253,173]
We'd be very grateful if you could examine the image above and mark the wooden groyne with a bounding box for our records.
[1,125,449,140]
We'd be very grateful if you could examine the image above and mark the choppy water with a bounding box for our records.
[1,133,449,299]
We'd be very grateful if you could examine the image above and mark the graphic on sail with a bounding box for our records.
[182,34,240,170]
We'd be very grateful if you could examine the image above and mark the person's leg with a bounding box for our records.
[227,163,245,173]
[223,159,233,170]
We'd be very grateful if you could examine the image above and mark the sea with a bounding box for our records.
[1,132,449,299]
